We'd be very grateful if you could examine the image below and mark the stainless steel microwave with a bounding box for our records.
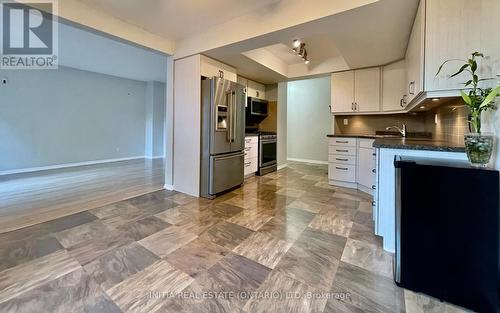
[247,97,268,117]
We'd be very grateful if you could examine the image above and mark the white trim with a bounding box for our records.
[146,155,165,160]
[287,158,328,165]
[164,184,175,191]
[0,156,146,176]
[277,164,288,170]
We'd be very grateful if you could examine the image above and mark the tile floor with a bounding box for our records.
[0,162,471,313]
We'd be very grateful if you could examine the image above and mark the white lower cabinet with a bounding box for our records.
[244,136,258,176]
[328,137,376,195]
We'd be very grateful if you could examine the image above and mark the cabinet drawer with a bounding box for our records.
[328,146,356,156]
[328,163,356,183]
[244,158,258,176]
[328,154,356,165]
[244,143,258,160]
[358,139,375,149]
[329,137,357,147]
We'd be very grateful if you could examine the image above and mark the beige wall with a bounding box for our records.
[259,101,278,132]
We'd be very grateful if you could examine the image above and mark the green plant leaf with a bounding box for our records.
[435,59,467,77]
[471,60,477,72]
[479,86,500,109]
[450,63,470,78]
[461,90,472,105]
[472,52,484,58]
[463,80,473,87]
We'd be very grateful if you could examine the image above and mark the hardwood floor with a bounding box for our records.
[0,162,471,313]
[0,159,165,233]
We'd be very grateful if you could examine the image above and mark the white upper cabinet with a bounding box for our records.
[425,0,499,91]
[331,71,355,113]
[382,60,407,112]
[405,0,425,104]
[200,55,237,82]
[247,79,266,100]
[331,68,380,113]
[354,68,381,112]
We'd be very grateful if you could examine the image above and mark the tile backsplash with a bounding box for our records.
[425,100,469,145]
[334,98,469,145]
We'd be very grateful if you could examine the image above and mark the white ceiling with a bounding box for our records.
[76,0,281,40]
[206,0,419,84]
[264,43,304,65]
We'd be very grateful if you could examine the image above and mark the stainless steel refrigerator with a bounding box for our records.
[200,77,245,199]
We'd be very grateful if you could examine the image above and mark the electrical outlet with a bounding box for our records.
[343,118,349,126]
[1,78,7,85]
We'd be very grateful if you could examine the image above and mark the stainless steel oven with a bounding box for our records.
[258,132,277,176]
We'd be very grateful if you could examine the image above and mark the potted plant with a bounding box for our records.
[437,52,500,167]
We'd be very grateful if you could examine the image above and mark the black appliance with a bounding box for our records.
[394,157,499,313]
[258,131,277,176]
[246,97,269,123]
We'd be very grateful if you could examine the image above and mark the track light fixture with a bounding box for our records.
[291,40,310,65]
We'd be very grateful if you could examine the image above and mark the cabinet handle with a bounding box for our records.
[400,98,404,108]
[351,103,354,111]
[336,167,349,171]
[409,81,415,95]
[244,162,251,167]
[336,158,349,162]
[336,149,349,153]
[372,201,376,206]
[372,185,377,190]
[218,70,224,78]
[336,140,349,144]
[372,168,376,173]
[355,103,358,111]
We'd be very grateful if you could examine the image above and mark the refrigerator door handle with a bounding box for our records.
[232,91,237,142]
[227,92,232,143]
[213,151,245,161]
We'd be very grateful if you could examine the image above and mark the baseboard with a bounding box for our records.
[0,156,146,176]
[146,155,165,160]
[329,180,357,189]
[287,158,328,165]
[277,164,288,170]
[164,184,175,191]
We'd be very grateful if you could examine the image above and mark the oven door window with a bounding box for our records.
[261,141,277,165]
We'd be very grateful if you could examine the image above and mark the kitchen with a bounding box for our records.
[1,0,499,312]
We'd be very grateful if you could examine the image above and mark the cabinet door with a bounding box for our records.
[247,80,266,100]
[425,0,485,91]
[355,68,381,112]
[331,71,355,113]
[200,55,237,82]
[382,60,407,111]
[482,0,500,81]
[405,0,425,103]
[358,147,376,189]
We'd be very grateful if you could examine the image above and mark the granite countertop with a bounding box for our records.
[327,134,379,139]
[372,138,465,152]
[326,134,466,152]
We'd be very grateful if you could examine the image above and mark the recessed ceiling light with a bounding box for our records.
[431,98,440,102]
[292,40,301,48]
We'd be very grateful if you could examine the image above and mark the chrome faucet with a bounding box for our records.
[386,123,407,137]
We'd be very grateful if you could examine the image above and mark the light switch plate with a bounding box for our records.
[343,119,349,126]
